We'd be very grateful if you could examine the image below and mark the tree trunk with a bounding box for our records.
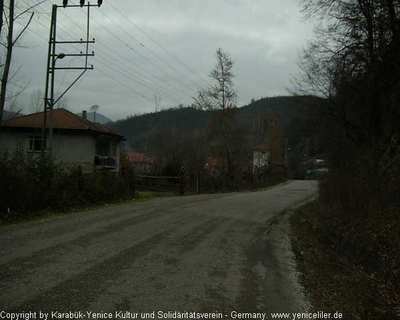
[0,0,4,43]
[0,0,14,124]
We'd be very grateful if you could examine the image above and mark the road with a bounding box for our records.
[0,180,317,319]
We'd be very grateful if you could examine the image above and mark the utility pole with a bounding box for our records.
[42,1,103,158]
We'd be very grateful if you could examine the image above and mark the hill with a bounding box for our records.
[109,95,324,152]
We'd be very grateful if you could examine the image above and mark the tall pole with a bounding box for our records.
[41,2,98,157]
[41,4,56,156]
[49,5,58,160]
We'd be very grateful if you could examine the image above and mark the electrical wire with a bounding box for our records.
[107,2,212,88]
[88,13,197,96]
[56,8,196,101]
[94,50,192,105]
[28,0,197,107]
[97,8,203,91]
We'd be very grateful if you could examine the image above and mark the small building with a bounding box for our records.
[253,143,270,173]
[125,152,152,173]
[0,108,124,172]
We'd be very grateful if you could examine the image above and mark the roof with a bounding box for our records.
[126,152,152,163]
[1,108,123,138]
[253,143,269,151]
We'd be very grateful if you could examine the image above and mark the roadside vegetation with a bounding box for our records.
[290,0,400,317]
[0,150,135,223]
[290,200,400,319]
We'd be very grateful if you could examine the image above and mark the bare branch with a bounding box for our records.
[13,12,34,45]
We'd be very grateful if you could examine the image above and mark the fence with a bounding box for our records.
[134,174,184,194]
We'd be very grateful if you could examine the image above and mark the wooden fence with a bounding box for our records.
[134,174,185,194]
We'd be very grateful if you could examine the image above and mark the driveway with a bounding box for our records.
[0,180,317,318]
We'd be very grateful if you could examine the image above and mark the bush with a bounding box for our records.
[0,150,135,220]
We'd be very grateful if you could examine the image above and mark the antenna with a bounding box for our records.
[89,104,100,123]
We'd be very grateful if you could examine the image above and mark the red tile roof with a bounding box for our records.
[126,152,145,163]
[253,143,269,151]
[126,152,152,164]
[1,108,123,138]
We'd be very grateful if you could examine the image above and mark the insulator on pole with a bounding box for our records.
[62,0,68,7]
[80,0,85,7]
[98,0,103,7]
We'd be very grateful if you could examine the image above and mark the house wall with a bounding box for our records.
[52,132,96,172]
[253,150,270,172]
[0,130,31,154]
[0,130,121,172]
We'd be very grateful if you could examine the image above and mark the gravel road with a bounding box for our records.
[0,180,317,319]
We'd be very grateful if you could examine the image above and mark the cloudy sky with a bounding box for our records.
[9,0,314,121]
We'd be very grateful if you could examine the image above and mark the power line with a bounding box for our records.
[36,1,193,108]
[97,8,204,91]
[95,67,156,105]
[37,13,191,105]
[107,2,212,88]
[53,11,194,103]
[94,50,192,105]
[56,6,197,100]
[88,13,198,97]
[93,53,190,105]
[13,19,47,42]
[95,42,195,102]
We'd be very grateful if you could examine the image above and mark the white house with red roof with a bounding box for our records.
[0,108,124,172]
[125,152,152,173]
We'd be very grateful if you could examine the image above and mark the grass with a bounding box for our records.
[135,191,177,202]
[289,201,400,320]
[0,196,139,226]
[0,191,181,226]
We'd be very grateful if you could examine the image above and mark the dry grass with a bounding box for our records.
[289,201,400,320]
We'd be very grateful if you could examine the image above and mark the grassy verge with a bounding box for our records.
[135,191,176,202]
[0,196,137,226]
[289,201,400,320]
[0,191,181,226]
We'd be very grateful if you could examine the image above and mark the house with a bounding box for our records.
[125,152,152,173]
[251,110,285,173]
[0,108,124,172]
[253,143,270,173]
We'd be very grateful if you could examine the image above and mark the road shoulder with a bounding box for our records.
[289,200,400,320]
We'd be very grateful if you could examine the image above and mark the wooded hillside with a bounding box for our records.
[109,95,324,154]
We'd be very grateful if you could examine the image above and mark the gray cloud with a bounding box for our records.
[10,0,313,120]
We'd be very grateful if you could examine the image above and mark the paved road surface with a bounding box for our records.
[0,180,317,318]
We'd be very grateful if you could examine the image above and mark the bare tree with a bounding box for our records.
[194,48,237,111]
[293,0,400,211]
[194,48,238,186]
[30,89,43,113]
[0,1,45,123]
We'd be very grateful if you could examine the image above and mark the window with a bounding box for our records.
[96,140,117,158]
[29,136,45,152]
[96,141,109,157]
[110,142,117,157]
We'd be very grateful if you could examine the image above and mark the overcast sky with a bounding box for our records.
[9,0,314,121]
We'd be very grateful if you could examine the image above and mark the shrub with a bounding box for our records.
[0,150,135,220]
